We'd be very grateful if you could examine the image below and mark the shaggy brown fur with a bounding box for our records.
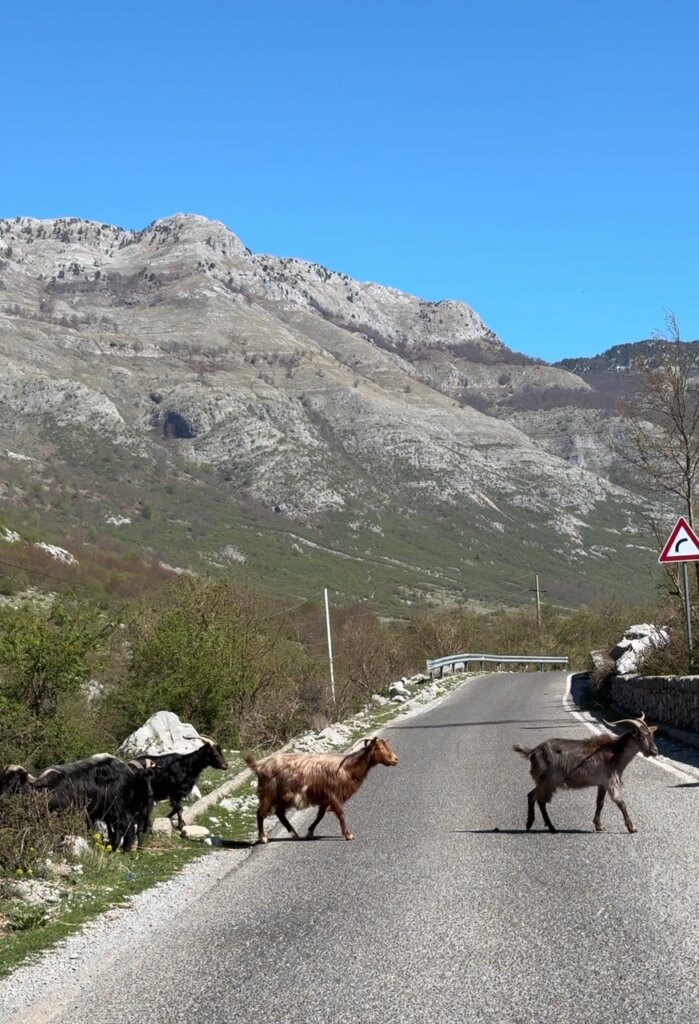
[244,736,398,843]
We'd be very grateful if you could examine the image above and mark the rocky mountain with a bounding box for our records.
[0,214,662,609]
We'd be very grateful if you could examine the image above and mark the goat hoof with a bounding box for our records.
[595,824,606,832]
[627,825,637,834]
[258,835,269,845]
[305,831,317,840]
[344,833,355,841]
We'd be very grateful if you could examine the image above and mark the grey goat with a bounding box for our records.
[513,712,658,833]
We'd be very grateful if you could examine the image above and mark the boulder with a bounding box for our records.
[151,817,173,838]
[595,624,669,677]
[117,710,206,759]
[181,824,210,841]
[371,694,389,707]
[389,680,409,699]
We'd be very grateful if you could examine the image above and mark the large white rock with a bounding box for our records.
[612,625,669,675]
[389,680,409,698]
[116,710,206,759]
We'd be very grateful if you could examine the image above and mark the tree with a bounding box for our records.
[622,312,699,632]
[120,578,293,741]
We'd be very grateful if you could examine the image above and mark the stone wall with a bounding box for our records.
[610,674,699,733]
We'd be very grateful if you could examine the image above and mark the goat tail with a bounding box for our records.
[512,743,533,759]
[243,753,260,774]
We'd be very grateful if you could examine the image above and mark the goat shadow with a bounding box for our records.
[452,827,598,836]
[243,835,347,847]
[388,718,576,732]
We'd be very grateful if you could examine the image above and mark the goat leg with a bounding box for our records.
[607,782,636,833]
[329,797,354,840]
[256,808,269,844]
[537,795,556,833]
[276,805,301,840]
[526,789,536,830]
[306,805,327,839]
[256,794,273,844]
[167,802,186,831]
[593,786,606,831]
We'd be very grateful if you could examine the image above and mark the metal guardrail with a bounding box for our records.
[426,653,569,677]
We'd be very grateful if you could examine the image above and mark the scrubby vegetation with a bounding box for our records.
[0,569,678,773]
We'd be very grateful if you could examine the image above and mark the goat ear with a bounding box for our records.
[649,725,658,733]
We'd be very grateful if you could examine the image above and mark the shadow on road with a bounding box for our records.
[388,718,577,731]
[452,828,599,836]
[244,835,347,847]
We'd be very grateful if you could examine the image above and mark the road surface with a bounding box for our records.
[5,671,699,1023]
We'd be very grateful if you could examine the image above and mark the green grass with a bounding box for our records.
[0,837,205,978]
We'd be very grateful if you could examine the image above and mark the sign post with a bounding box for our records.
[658,516,699,671]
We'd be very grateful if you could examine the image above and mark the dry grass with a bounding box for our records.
[0,792,88,873]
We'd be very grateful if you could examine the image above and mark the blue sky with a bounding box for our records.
[2,1,698,361]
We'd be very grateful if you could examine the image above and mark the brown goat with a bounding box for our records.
[513,712,658,833]
[244,736,399,843]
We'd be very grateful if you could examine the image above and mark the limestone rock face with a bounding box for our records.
[0,213,664,607]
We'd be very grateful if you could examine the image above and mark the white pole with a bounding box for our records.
[324,587,336,703]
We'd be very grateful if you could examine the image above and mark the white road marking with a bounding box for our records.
[563,673,699,783]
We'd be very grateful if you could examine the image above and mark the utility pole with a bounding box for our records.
[530,574,547,633]
[324,587,336,704]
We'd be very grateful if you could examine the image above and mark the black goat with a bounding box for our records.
[513,712,658,833]
[31,754,156,851]
[134,737,228,831]
[0,765,37,796]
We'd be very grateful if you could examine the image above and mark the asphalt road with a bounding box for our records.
[7,671,699,1023]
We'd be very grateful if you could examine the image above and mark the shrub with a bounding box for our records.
[0,791,87,873]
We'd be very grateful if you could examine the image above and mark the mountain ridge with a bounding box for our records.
[0,213,661,609]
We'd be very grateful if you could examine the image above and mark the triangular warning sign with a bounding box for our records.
[658,516,699,563]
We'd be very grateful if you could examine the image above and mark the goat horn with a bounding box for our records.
[603,717,646,729]
[198,735,215,745]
